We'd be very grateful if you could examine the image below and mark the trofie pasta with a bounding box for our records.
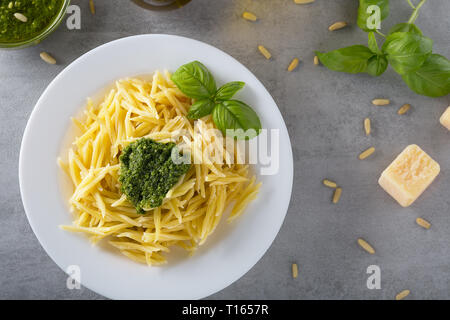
[58,70,261,266]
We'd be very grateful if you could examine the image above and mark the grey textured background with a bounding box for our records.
[0,0,449,300]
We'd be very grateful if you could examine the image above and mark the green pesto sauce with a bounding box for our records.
[0,0,64,42]
[119,138,191,214]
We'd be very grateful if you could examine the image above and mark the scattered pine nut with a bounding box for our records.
[314,55,319,65]
[364,118,371,136]
[398,103,411,115]
[288,58,299,72]
[242,11,257,21]
[372,98,390,106]
[359,147,375,160]
[332,187,342,204]
[292,263,298,278]
[416,217,431,229]
[14,13,27,22]
[323,179,337,188]
[258,45,272,59]
[40,52,57,65]
[89,0,96,15]
[294,0,315,3]
[396,290,410,300]
[357,238,375,254]
[328,21,347,31]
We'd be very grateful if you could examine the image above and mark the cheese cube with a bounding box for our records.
[378,145,440,207]
[440,106,450,130]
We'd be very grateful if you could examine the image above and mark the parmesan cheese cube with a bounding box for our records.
[378,145,440,207]
[440,106,450,130]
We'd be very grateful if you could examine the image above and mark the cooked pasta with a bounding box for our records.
[58,71,261,266]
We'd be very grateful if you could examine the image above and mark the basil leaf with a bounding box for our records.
[389,22,422,36]
[382,32,433,75]
[171,61,217,100]
[368,32,381,54]
[367,33,387,76]
[402,54,450,97]
[357,0,389,32]
[367,55,388,76]
[212,100,262,140]
[215,81,245,101]
[315,46,375,74]
[187,99,215,120]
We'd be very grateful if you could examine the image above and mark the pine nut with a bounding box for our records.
[288,58,299,72]
[292,263,298,278]
[372,98,390,106]
[359,147,375,160]
[294,0,315,3]
[323,179,337,188]
[89,0,96,15]
[332,187,342,204]
[14,13,27,22]
[40,52,57,65]
[357,238,375,254]
[416,217,431,229]
[364,118,371,136]
[314,55,319,65]
[242,11,257,21]
[258,45,272,59]
[329,21,347,31]
[398,104,411,115]
[396,290,410,300]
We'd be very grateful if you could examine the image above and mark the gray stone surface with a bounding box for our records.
[0,0,449,300]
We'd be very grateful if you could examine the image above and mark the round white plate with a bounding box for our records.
[19,34,293,300]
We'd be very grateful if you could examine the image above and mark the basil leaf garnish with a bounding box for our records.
[171,61,217,99]
[171,61,261,139]
[212,100,262,140]
[402,54,450,97]
[187,99,216,120]
[382,32,433,75]
[215,81,245,101]
[315,46,375,74]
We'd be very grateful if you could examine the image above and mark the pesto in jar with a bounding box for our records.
[0,0,64,43]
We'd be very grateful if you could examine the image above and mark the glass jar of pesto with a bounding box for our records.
[0,0,70,49]
[131,0,192,11]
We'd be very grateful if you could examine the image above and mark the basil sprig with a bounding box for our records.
[315,0,450,98]
[171,61,262,139]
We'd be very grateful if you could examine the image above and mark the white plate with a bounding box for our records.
[19,34,293,300]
